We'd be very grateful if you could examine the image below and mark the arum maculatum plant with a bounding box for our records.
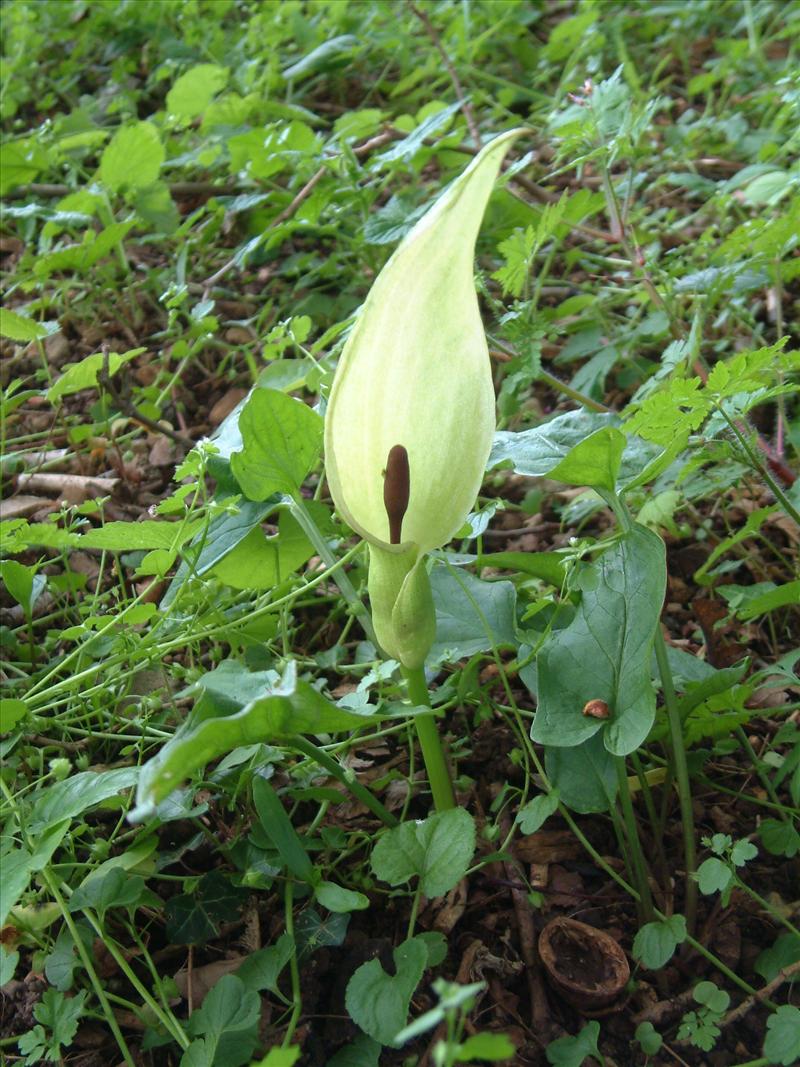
[325,128,525,811]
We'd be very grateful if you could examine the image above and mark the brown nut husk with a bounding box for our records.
[539,916,630,1014]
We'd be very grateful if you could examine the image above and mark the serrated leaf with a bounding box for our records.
[231,389,323,500]
[166,64,228,120]
[47,348,145,403]
[764,1005,800,1066]
[99,121,164,193]
[80,518,202,551]
[371,808,475,898]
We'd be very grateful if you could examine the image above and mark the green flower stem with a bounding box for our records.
[288,735,397,827]
[654,626,698,936]
[402,665,456,812]
[615,756,655,924]
[282,880,302,1047]
[288,494,379,648]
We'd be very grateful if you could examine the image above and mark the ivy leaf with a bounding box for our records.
[545,1021,602,1067]
[165,872,247,945]
[294,908,349,961]
[345,937,428,1047]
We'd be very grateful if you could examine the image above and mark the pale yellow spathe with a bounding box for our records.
[324,129,525,557]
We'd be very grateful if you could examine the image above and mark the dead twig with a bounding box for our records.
[718,960,800,1031]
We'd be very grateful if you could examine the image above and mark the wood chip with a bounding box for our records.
[16,472,119,502]
[0,495,46,519]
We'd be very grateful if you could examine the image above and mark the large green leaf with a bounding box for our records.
[490,410,663,490]
[532,524,666,756]
[231,389,323,501]
[132,661,382,818]
[490,410,614,476]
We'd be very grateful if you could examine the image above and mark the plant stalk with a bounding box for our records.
[289,494,379,647]
[654,627,698,935]
[402,665,456,811]
[615,756,656,924]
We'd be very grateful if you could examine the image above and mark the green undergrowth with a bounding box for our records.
[1,2,799,1066]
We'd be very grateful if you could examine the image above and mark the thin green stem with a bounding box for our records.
[80,909,189,1048]
[289,494,379,647]
[615,756,655,924]
[40,873,137,1066]
[630,751,670,888]
[654,627,698,936]
[402,665,455,811]
[288,735,397,827]
[735,726,790,821]
[738,879,800,939]
[717,403,800,525]
[283,881,302,1046]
